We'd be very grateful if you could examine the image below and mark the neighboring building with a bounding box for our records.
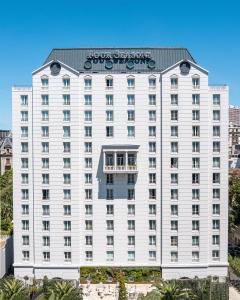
[228,122,240,168]
[0,131,12,175]
[12,48,229,281]
[0,236,13,278]
[0,129,10,141]
[229,105,240,126]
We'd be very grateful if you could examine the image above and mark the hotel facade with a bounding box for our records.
[12,48,228,280]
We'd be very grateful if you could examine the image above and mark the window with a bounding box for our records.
[42,142,49,153]
[127,94,135,105]
[41,95,49,105]
[107,205,114,215]
[149,220,156,230]
[212,235,220,245]
[171,126,178,137]
[171,94,178,105]
[149,94,156,105]
[21,95,28,105]
[170,76,178,89]
[21,127,28,137]
[128,236,135,245]
[42,189,49,200]
[192,94,200,105]
[213,94,220,105]
[22,220,29,230]
[192,173,200,184]
[149,204,156,215]
[149,189,156,200]
[149,142,156,153]
[171,110,178,121]
[213,173,220,184]
[128,110,135,121]
[42,220,50,231]
[171,142,178,153]
[149,157,156,168]
[63,110,70,121]
[192,142,200,153]
[85,111,92,121]
[85,189,92,200]
[212,250,220,261]
[22,251,30,261]
[213,204,220,215]
[63,158,71,169]
[213,220,220,230]
[84,77,92,89]
[106,251,114,261]
[22,235,29,245]
[128,189,135,200]
[43,252,50,261]
[192,76,200,88]
[148,77,156,88]
[128,251,135,261]
[127,77,135,88]
[213,110,220,121]
[63,205,71,215]
[106,111,114,121]
[107,235,114,245]
[171,220,178,231]
[63,77,70,87]
[213,157,220,168]
[213,141,220,153]
[85,220,93,230]
[42,205,50,216]
[171,189,178,200]
[192,205,199,215]
[107,189,114,200]
[21,111,28,121]
[127,126,135,137]
[42,158,49,169]
[171,251,178,262]
[106,126,114,137]
[213,126,220,137]
[128,174,135,184]
[192,157,200,169]
[22,204,29,215]
[149,126,156,137]
[106,77,113,88]
[171,236,178,246]
[85,251,93,261]
[213,188,220,199]
[63,189,71,200]
[192,189,200,200]
[85,158,92,168]
[42,174,49,184]
[85,205,93,215]
[41,126,49,137]
[192,110,200,121]
[192,251,199,262]
[171,205,178,216]
[64,221,71,231]
[149,251,156,261]
[106,174,114,185]
[43,236,50,246]
[63,142,71,153]
[149,173,156,184]
[128,220,135,230]
[63,126,71,137]
[85,142,92,153]
[149,235,156,245]
[192,126,200,137]
[64,252,71,261]
[171,174,178,184]
[107,220,114,230]
[149,110,156,121]
[63,94,70,105]
[84,95,92,105]
[106,95,113,105]
[85,126,92,137]
[192,220,199,231]
[41,77,48,87]
[86,236,93,245]
[128,204,135,215]
[192,236,199,246]
[21,158,28,169]
[171,157,178,168]
[21,189,29,200]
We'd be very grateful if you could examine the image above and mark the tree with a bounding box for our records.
[46,280,82,300]
[118,272,127,300]
[155,280,189,300]
[0,277,29,300]
[229,173,240,232]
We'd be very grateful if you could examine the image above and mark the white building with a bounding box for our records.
[12,48,228,281]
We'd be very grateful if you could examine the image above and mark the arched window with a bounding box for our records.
[41,75,49,88]
[106,75,113,89]
[62,75,70,88]
[148,75,156,88]
[192,75,200,89]
[84,75,92,89]
[127,75,135,88]
[170,75,178,89]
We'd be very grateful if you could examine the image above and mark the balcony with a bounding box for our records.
[102,145,139,173]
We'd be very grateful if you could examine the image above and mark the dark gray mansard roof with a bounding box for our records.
[44,48,195,73]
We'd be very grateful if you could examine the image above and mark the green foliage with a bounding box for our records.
[0,276,29,300]
[229,255,240,276]
[229,173,240,231]
[137,291,161,300]
[0,169,13,235]
[80,267,161,283]
[118,273,127,300]
[155,280,189,299]
[46,280,82,300]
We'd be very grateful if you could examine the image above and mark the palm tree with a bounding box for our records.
[155,280,190,300]
[46,281,82,300]
[0,277,29,300]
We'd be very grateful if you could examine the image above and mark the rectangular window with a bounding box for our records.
[213,94,220,105]
[212,235,220,245]
[213,188,220,199]
[213,219,220,230]
[85,173,92,184]
[21,126,28,138]
[149,77,156,88]
[192,189,200,200]
[171,173,178,184]
[192,142,200,153]
[128,235,135,245]
[171,142,178,153]
[171,189,178,200]
[106,95,113,105]
[171,126,178,137]
[106,126,114,137]
[192,77,200,88]
[128,220,135,230]
[42,189,49,200]
[106,235,114,246]
[148,251,156,261]
[21,111,28,122]
[192,173,200,184]
[85,189,92,200]
[212,250,220,261]
[42,205,50,216]
[171,157,178,168]
[106,111,114,121]
[42,220,50,231]
[192,94,200,105]
[149,157,156,168]
[171,94,178,105]
[127,110,135,121]
[42,95,49,105]
[127,78,135,88]
[63,205,71,215]
[192,236,199,246]
[107,220,114,230]
[22,235,29,245]
[85,111,92,122]
[64,252,71,261]
[171,221,178,231]
[22,220,29,230]
[41,110,49,121]
[85,235,93,245]
[149,142,156,153]
[127,126,135,137]
[213,157,220,168]
[85,204,93,215]
[149,189,156,200]
[106,78,113,88]
[21,158,28,169]
[42,158,49,169]
[41,126,49,137]
[22,251,30,261]
[128,189,135,200]
[63,126,70,137]
[128,251,135,261]
[213,110,220,121]
[43,252,50,261]
[171,110,178,121]
[42,173,49,184]
[85,220,93,230]
[63,189,71,200]
[84,78,92,88]
[85,157,92,168]
[64,221,71,231]
[149,220,156,230]
[107,205,114,215]
[127,174,135,184]
[149,94,156,105]
[170,77,178,89]
[192,251,199,262]
[192,204,199,215]
[43,236,50,246]
[21,95,28,105]
[63,142,71,153]
[127,94,135,105]
[106,189,114,200]
[149,126,156,137]
[106,251,114,261]
[22,204,29,215]
[171,251,178,262]
[63,77,70,87]
[213,126,220,137]
[63,158,71,169]
[84,95,92,105]
[63,110,70,121]
[192,157,200,169]
[171,236,178,246]
[192,110,200,121]
[149,173,156,184]
[192,126,200,137]
[213,173,220,184]
[149,204,156,215]
[85,142,92,153]
[85,251,93,261]
[63,94,70,105]
[41,78,48,87]
[149,235,156,245]
[149,111,156,121]
[63,174,71,184]
[85,126,92,137]
[128,204,135,215]
[171,205,178,216]
[106,174,114,185]
[21,189,29,200]
[192,220,199,231]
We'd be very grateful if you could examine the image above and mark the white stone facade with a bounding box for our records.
[12,49,228,280]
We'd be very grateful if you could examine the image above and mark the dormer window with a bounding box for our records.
[170,76,178,89]
[63,76,70,87]
[192,75,200,89]
[106,76,113,89]
[41,76,49,88]
[127,76,135,89]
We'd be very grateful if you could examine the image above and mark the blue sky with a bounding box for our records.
[0,0,240,128]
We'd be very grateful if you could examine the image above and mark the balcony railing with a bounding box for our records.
[104,164,138,173]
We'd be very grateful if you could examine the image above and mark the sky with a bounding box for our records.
[0,0,240,129]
